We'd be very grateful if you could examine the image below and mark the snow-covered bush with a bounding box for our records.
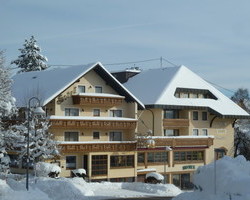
[145,172,164,184]
[72,168,87,179]
[35,162,61,178]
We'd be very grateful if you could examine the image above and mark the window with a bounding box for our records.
[93,109,100,116]
[65,108,79,116]
[110,110,123,117]
[147,152,168,163]
[93,131,100,139]
[164,129,179,136]
[192,129,199,136]
[110,155,134,168]
[164,110,179,119]
[64,132,79,141]
[193,111,198,120]
[95,86,102,93]
[215,149,226,160]
[191,93,199,98]
[202,112,208,120]
[66,156,76,169]
[174,151,204,162]
[78,85,85,93]
[110,131,122,141]
[201,129,208,136]
[137,153,145,164]
[182,93,189,98]
[92,155,107,175]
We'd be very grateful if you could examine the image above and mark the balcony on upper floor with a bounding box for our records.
[49,116,137,130]
[60,141,137,153]
[163,118,189,128]
[72,93,125,107]
[137,136,214,149]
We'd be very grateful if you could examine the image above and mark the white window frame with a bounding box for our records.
[64,131,79,141]
[192,129,199,136]
[201,129,208,136]
[93,108,100,117]
[77,85,85,94]
[109,109,123,117]
[65,108,80,116]
[109,131,123,141]
[95,86,103,93]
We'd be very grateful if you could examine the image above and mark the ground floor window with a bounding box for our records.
[110,177,135,182]
[174,151,204,162]
[147,152,168,164]
[172,173,194,190]
[110,155,134,168]
[215,148,226,160]
[66,156,76,169]
[92,155,107,176]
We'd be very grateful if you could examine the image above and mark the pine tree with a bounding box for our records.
[231,88,250,160]
[11,36,48,73]
[0,51,16,173]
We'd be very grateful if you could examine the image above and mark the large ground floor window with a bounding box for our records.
[174,151,204,163]
[172,173,194,190]
[92,155,108,176]
[110,155,134,168]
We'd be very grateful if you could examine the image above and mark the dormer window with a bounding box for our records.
[174,88,217,100]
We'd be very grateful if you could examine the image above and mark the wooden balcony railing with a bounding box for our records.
[72,95,124,106]
[138,136,214,148]
[50,118,137,130]
[60,142,137,153]
[163,118,189,127]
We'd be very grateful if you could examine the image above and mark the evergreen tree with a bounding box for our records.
[231,88,250,160]
[11,36,48,73]
[0,51,16,173]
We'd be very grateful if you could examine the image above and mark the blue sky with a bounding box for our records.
[1,0,250,96]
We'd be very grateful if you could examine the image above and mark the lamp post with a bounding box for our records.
[26,97,45,191]
[164,146,172,184]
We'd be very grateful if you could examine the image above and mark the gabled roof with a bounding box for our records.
[12,62,144,109]
[124,65,249,118]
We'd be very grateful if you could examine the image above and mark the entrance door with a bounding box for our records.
[83,155,88,175]
[172,173,193,190]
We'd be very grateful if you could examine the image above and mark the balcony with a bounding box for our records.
[60,142,137,153]
[72,93,124,107]
[50,116,137,130]
[163,118,189,127]
[138,136,214,148]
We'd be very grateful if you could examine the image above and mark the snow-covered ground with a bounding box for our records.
[0,176,182,200]
[174,156,250,200]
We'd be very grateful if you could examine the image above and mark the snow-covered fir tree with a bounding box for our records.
[11,36,48,73]
[16,113,59,167]
[231,88,250,160]
[0,51,16,173]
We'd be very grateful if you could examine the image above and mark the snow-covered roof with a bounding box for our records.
[11,62,144,109]
[49,115,137,121]
[124,65,249,118]
[146,172,164,181]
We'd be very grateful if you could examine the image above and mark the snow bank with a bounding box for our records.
[174,156,250,200]
[36,162,61,177]
[0,176,181,200]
